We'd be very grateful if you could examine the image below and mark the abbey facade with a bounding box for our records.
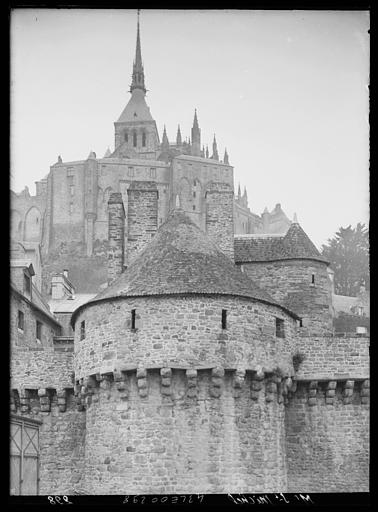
[10,15,369,496]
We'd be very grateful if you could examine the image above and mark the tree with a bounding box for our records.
[321,223,369,296]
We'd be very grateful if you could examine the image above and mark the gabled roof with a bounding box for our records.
[234,222,328,264]
[72,210,300,322]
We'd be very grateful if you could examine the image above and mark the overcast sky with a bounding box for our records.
[10,9,369,248]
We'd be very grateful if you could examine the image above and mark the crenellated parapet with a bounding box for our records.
[70,366,300,411]
[10,387,75,415]
[286,378,370,406]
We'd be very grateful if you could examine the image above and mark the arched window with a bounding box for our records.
[133,132,137,147]
[142,132,146,147]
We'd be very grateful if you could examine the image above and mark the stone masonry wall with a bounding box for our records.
[78,369,288,494]
[241,260,333,335]
[127,182,158,265]
[74,295,297,380]
[206,183,235,260]
[285,380,369,492]
[294,336,369,380]
[107,193,125,284]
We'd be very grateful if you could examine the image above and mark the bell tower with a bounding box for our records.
[113,11,160,159]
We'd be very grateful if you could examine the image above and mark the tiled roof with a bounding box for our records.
[234,222,328,264]
[72,210,300,321]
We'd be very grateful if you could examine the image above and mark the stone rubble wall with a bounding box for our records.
[285,379,369,492]
[74,295,297,380]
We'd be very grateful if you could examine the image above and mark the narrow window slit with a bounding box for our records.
[131,309,136,330]
[222,309,227,330]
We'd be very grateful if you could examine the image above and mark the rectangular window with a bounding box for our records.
[311,273,316,285]
[36,320,42,341]
[222,309,227,329]
[80,320,86,340]
[128,166,134,177]
[24,274,31,295]
[131,309,136,330]
[150,167,156,178]
[67,168,74,177]
[17,310,24,331]
[275,318,285,338]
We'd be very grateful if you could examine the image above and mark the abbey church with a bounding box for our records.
[10,14,369,496]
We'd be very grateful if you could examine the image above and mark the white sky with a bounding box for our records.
[10,9,369,249]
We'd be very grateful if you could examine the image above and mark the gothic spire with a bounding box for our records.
[224,148,229,165]
[191,109,201,156]
[212,134,219,161]
[238,183,241,199]
[176,125,182,145]
[162,125,169,147]
[130,10,146,94]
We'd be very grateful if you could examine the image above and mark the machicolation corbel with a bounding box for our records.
[160,368,172,397]
[210,367,224,398]
[38,388,51,412]
[326,381,337,405]
[137,368,148,398]
[361,380,370,404]
[343,380,354,404]
[308,381,318,406]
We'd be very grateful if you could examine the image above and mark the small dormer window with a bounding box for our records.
[80,320,86,340]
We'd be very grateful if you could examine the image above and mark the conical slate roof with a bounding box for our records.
[74,210,299,320]
[234,222,328,264]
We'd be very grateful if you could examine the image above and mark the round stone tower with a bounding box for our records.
[72,210,299,494]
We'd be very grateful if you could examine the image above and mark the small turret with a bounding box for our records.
[161,125,169,151]
[191,109,201,156]
[212,135,219,161]
[224,148,229,165]
[237,183,241,200]
[176,125,182,145]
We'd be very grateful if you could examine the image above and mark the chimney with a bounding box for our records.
[51,270,75,300]
[205,182,234,260]
[107,192,125,285]
[127,181,158,265]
